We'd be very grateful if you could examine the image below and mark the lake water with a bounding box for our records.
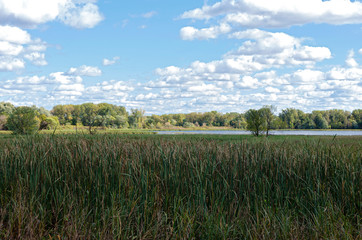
[156,130,362,136]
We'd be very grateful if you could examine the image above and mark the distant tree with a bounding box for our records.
[279,108,306,129]
[0,102,14,130]
[0,102,15,116]
[183,122,195,128]
[260,105,276,137]
[51,104,75,125]
[80,103,100,134]
[314,113,329,129]
[39,114,59,130]
[0,115,7,130]
[129,109,145,128]
[7,106,39,135]
[245,109,265,136]
[352,109,362,129]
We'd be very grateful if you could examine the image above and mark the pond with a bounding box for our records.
[156,130,362,136]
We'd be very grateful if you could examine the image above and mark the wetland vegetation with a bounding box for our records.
[0,134,360,239]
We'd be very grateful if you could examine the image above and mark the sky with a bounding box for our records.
[0,0,361,114]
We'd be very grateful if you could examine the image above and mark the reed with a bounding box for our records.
[0,134,360,239]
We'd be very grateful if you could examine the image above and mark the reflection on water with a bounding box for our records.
[156,130,362,136]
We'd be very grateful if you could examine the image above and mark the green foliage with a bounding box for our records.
[128,108,145,128]
[7,106,40,135]
[352,109,362,128]
[43,103,362,130]
[0,115,7,130]
[314,113,329,129]
[183,121,195,128]
[0,102,15,116]
[245,109,265,136]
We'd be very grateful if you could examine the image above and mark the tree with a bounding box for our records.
[260,105,276,137]
[0,115,7,130]
[7,106,40,135]
[129,109,145,128]
[352,109,362,129]
[314,113,328,129]
[80,103,101,134]
[0,102,15,116]
[245,109,265,136]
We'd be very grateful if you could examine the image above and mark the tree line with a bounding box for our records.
[0,102,361,135]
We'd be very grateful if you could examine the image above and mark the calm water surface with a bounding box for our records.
[156,130,362,136]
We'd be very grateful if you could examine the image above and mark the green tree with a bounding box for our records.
[0,115,7,130]
[0,102,15,116]
[245,109,265,136]
[260,105,276,137]
[80,103,100,134]
[7,106,40,135]
[129,109,145,128]
[352,109,362,129]
[314,113,329,129]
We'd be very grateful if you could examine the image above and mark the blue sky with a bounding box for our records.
[0,0,361,114]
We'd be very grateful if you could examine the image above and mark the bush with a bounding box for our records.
[0,115,7,130]
[7,106,40,134]
[183,122,195,128]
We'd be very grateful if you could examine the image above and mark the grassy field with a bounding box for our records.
[0,134,360,239]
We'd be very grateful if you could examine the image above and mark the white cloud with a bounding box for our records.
[292,69,325,83]
[227,29,331,67]
[326,67,362,80]
[0,56,24,71]
[67,65,102,76]
[136,93,159,100]
[345,50,358,68]
[0,0,103,29]
[50,72,83,84]
[59,2,104,29]
[359,49,362,55]
[0,25,48,71]
[0,41,23,56]
[187,83,221,92]
[265,87,280,93]
[0,25,31,44]
[141,47,360,113]
[180,23,231,40]
[103,56,120,66]
[235,76,259,89]
[180,0,362,39]
[142,11,157,18]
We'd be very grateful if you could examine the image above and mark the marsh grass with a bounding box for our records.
[0,134,360,239]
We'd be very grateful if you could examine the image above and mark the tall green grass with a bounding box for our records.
[0,134,360,239]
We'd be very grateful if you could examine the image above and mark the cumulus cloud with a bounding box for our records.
[59,2,104,29]
[139,43,360,113]
[158,29,331,81]
[103,56,120,66]
[292,69,325,83]
[227,29,331,67]
[0,0,103,29]
[67,65,102,76]
[0,25,31,44]
[146,30,333,112]
[0,57,24,71]
[180,23,231,40]
[0,25,47,71]
[345,50,359,68]
[180,0,362,39]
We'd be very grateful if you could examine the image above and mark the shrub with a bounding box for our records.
[0,115,7,130]
[7,106,40,134]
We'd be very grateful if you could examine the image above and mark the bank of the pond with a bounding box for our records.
[156,130,362,136]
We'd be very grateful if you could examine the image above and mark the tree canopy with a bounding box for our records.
[0,102,361,133]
